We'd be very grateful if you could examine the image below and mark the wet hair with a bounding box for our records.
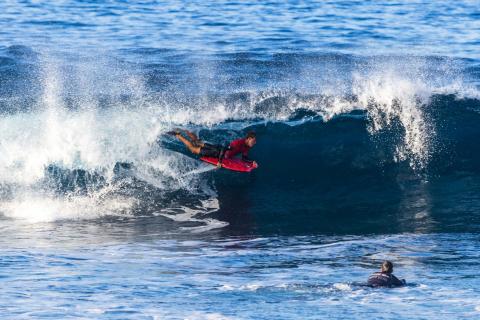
[246,131,256,139]
[381,260,393,274]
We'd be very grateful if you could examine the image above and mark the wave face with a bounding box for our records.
[0,46,479,234]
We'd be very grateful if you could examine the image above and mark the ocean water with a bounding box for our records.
[1,0,480,319]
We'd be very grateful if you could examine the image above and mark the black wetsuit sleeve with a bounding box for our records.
[390,275,405,287]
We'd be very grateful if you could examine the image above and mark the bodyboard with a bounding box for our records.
[200,157,258,172]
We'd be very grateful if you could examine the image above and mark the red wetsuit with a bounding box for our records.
[224,138,251,160]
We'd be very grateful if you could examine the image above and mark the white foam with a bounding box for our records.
[159,198,228,233]
[352,63,433,169]
[333,283,352,291]
[0,55,223,223]
[217,283,263,292]
[218,284,235,291]
[0,192,135,223]
[185,311,238,320]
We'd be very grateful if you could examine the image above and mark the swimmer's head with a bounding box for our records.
[381,260,393,274]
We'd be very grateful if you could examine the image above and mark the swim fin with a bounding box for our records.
[166,129,181,136]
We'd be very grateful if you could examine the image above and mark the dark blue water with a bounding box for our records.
[1,1,480,319]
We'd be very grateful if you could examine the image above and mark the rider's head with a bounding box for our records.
[245,131,256,147]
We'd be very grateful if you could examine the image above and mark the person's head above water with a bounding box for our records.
[381,260,394,274]
[245,131,256,147]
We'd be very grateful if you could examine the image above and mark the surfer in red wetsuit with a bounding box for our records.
[167,129,257,167]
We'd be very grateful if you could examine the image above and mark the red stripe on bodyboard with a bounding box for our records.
[200,157,257,172]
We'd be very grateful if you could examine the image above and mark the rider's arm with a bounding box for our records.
[391,275,405,286]
[242,150,252,162]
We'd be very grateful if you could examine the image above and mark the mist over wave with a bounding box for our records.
[0,46,479,230]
